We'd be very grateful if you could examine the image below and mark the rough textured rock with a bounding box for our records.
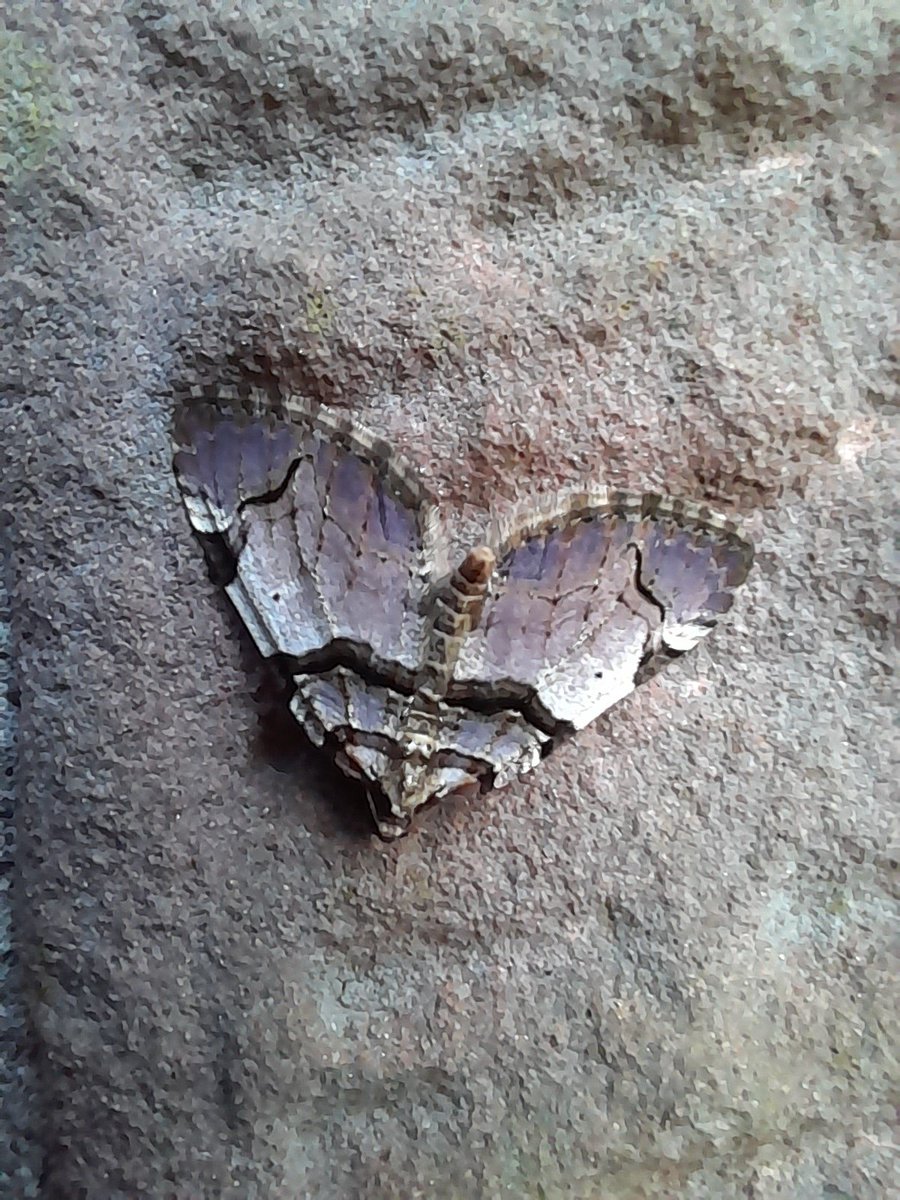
[2,2,897,1197]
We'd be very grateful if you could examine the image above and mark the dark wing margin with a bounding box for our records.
[451,490,754,731]
[172,389,446,672]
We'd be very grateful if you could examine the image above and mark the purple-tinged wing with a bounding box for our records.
[173,405,301,535]
[173,396,444,671]
[452,493,753,730]
[637,504,752,650]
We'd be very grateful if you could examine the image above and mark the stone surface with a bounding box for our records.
[2,2,897,1197]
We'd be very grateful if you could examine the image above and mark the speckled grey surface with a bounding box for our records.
[2,3,898,1197]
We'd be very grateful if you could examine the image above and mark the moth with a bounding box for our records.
[173,391,754,839]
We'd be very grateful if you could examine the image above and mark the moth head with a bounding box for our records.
[341,741,484,840]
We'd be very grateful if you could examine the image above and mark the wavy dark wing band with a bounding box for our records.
[452,495,754,729]
[173,401,443,671]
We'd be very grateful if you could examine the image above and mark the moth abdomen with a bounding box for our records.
[419,546,497,696]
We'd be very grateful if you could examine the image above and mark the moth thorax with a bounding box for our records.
[420,545,496,696]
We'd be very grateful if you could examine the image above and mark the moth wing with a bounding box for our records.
[451,493,753,730]
[173,400,301,535]
[173,395,445,671]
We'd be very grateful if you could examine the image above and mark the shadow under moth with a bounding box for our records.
[173,390,754,839]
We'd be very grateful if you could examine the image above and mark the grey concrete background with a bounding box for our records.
[2,2,897,1197]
